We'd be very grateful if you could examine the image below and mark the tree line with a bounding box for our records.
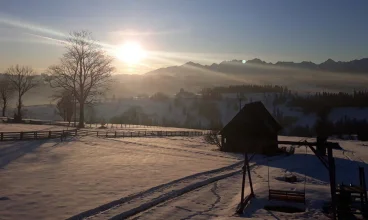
[288,91,368,114]
[203,84,289,95]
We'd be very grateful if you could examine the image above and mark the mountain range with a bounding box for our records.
[146,58,368,76]
[2,58,368,106]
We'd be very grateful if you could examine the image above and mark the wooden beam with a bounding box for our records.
[245,153,254,196]
[240,152,247,206]
[328,146,337,220]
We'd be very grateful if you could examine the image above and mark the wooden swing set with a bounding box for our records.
[236,138,360,220]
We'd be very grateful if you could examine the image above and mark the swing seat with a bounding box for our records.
[269,189,305,204]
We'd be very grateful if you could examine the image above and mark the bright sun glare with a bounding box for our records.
[116,42,147,64]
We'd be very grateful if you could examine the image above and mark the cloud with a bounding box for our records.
[0,13,65,38]
[110,27,190,37]
[24,33,67,46]
[0,13,114,50]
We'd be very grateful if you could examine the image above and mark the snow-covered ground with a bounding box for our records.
[0,134,367,219]
[0,136,239,220]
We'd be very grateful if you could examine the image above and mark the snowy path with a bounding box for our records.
[81,160,244,220]
[129,159,331,220]
[129,174,243,220]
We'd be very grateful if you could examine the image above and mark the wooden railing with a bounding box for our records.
[0,129,207,141]
[77,130,207,138]
[0,129,78,141]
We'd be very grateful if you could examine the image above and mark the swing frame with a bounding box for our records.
[237,139,339,219]
[236,152,255,214]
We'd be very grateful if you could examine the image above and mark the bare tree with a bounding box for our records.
[204,130,224,151]
[0,77,14,117]
[48,31,114,128]
[5,65,38,121]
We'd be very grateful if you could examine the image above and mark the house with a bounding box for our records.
[175,88,197,99]
[219,101,282,154]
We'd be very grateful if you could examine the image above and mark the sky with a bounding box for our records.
[0,0,367,74]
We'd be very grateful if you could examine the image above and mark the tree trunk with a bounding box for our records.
[2,99,6,117]
[78,101,85,128]
[17,94,22,122]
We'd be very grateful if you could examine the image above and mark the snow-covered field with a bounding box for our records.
[0,136,239,220]
[0,134,367,220]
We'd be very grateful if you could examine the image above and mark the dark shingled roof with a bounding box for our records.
[219,101,282,135]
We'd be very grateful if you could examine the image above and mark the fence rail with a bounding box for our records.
[0,129,78,141]
[0,129,208,142]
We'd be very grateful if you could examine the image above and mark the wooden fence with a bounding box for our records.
[77,130,206,138]
[0,129,78,141]
[0,129,207,141]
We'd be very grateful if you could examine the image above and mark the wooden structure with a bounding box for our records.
[219,102,282,154]
[335,167,368,219]
[266,139,367,219]
[235,138,351,219]
[236,153,255,214]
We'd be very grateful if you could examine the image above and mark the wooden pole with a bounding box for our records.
[328,146,337,220]
[245,153,254,195]
[240,152,247,205]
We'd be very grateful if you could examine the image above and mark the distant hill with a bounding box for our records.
[145,58,368,77]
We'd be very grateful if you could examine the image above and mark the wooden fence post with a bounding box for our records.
[106,132,108,137]
[115,131,117,138]
[131,132,133,137]
[48,131,51,138]
[97,131,99,137]
[20,132,23,140]
[1,132,3,141]
[75,130,77,136]
[34,131,36,139]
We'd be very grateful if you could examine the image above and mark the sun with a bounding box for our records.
[115,42,147,64]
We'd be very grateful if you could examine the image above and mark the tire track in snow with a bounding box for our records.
[108,138,240,161]
[67,160,245,220]
[76,138,235,163]
[180,182,222,220]
[79,136,240,161]
[71,155,285,220]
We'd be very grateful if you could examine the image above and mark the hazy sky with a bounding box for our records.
[0,0,367,74]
